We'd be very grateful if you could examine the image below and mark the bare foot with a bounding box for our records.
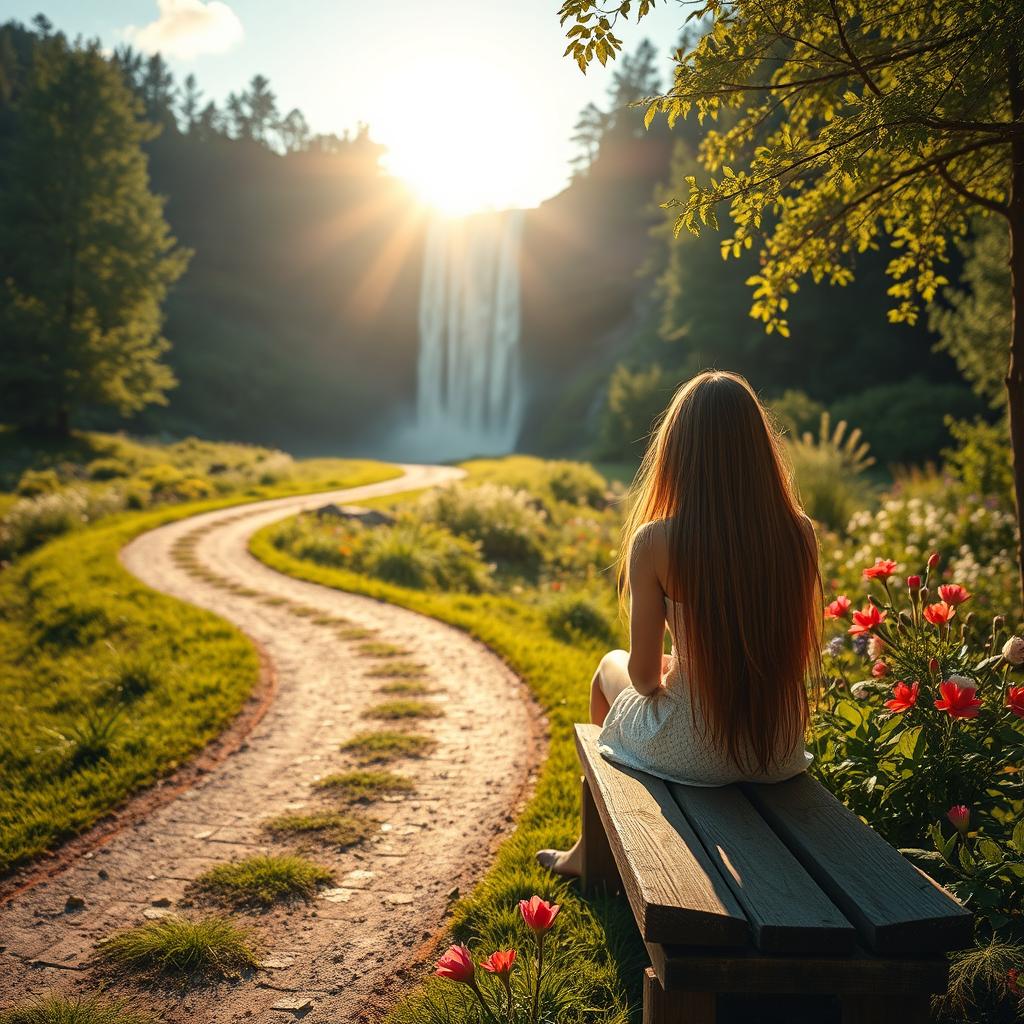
[536,837,582,878]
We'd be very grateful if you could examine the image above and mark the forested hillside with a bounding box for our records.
[0,16,985,464]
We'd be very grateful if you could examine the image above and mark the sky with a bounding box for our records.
[5,1,690,211]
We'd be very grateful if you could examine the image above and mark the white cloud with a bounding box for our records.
[124,0,243,61]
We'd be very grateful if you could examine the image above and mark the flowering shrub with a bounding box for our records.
[821,491,1018,613]
[433,896,561,1023]
[814,552,1024,943]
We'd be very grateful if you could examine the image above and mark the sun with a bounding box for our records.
[375,55,546,216]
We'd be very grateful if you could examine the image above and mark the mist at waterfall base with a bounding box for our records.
[375,209,527,462]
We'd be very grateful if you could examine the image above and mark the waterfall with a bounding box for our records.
[416,209,525,458]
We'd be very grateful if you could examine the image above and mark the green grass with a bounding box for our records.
[362,699,443,721]
[264,810,377,847]
[340,730,438,763]
[191,854,333,907]
[0,995,156,1024]
[0,453,398,874]
[356,641,410,658]
[95,914,259,978]
[314,769,415,800]
[366,660,429,679]
[377,680,439,696]
[249,455,640,1023]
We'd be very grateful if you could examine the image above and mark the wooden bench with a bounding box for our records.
[574,724,973,1024]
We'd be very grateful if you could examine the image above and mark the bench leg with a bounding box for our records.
[643,967,715,1024]
[580,776,621,895]
[841,995,932,1024]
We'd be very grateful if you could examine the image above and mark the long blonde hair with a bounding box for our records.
[618,370,821,772]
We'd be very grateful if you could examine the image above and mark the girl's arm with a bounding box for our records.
[626,524,667,696]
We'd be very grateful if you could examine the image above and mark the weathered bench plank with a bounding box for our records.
[743,773,973,954]
[575,725,748,946]
[669,782,857,954]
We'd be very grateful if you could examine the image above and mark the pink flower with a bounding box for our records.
[519,895,560,933]
[885,681,919,713]
[1007,687,1024,719]
[480,949,516,979]
[849,605,886,636]
[435,944,475,983]
[934,681,982,719]
[824,595,852,619]
[946,805,970,835]
[937,584,971,606]
[871,660,889,678]
[923,601,956,625]
[863,558,898,580]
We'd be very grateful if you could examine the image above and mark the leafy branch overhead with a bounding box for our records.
[560,0,1022,338]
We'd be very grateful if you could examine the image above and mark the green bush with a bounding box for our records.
[544,592,618,646]
[599,362,672,459]
[545,461,607,508]
[86,458,130,481]
[15,468,62,496]
[786,414,875,532]
[943,417,1014,508]
[420,483,547,569]
[830,378,983,466]
[0,488,125,560]
[769,389,826,437]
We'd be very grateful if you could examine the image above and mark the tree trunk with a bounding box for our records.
[1007,46,1024,617]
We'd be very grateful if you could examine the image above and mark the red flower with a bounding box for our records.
[435,944,475,983]
[1007,687,1024,718]
[885,681,919,713]
[923,601,956,625]
[934,680,982,719]
[480,949,516,979]
[937,584,971,606]
[519,895,560,933]
[907,575,922,591]
[849,605,886,636]
[863,558,898,580]
[871,660,889,678]
[928,552,940,569]
[824,595,852,619]
[946,805,970,834]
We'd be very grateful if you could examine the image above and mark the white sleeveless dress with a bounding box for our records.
[597,596,811,787]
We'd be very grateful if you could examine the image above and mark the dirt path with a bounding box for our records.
[0,465,541,1023]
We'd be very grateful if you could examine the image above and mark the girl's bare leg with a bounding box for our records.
[537,652,630,877]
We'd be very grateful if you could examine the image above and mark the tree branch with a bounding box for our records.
[936,162,1011,217]
[826,0,882,96]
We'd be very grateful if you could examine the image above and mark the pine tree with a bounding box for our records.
[179,72,203,133]
[0,35,190,434]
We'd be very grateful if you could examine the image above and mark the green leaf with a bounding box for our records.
[1012,819,1024,854]
[894,725,924,760]
[977,839,1003,865]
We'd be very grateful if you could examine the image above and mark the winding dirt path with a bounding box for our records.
[0,465,541,1023]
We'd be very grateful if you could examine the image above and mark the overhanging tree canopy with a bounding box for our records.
[560,0,1024,608]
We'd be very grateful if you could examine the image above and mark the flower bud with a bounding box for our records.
[1002,636,1024,666]
[929,657,940,676]
[907,575,922,591]
[871,660,888,678]
[928,552,940,570]
[946,804,970,835]
[994,615,1005,630]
